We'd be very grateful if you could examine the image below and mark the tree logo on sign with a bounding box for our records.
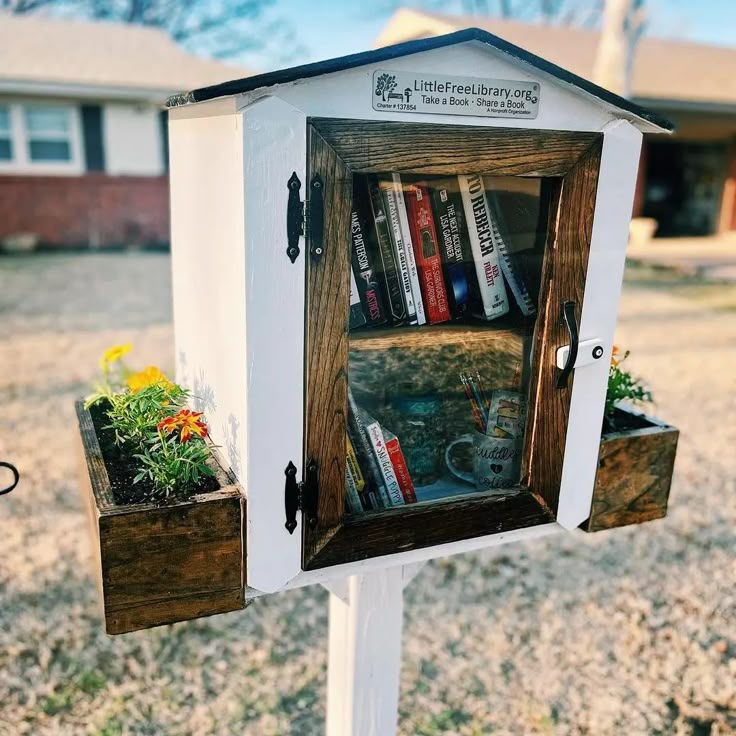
[375,73,397,101]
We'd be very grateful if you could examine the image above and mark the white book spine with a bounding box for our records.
[344,463,364,514]
[458,174,509,320]
[366,422,405,506]
[380,181,417,324]
[392,173,427,326]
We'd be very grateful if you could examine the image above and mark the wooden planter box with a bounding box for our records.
[584,408,678,532]
[75,401,247,635]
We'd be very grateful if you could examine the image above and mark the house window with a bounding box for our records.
[25,106,72,162]
[0,106,12,161]
[0,101,82,173]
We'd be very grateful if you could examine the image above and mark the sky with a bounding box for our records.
[243,0,736,71]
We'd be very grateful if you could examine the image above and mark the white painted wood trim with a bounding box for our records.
[556,119,643,530]
[241,96,307,593]
[281,521,561,593]
[326,568,405,736]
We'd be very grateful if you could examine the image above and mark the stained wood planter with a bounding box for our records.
[584,408,678,532]
[75,401,247,635]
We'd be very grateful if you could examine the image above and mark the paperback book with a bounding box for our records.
[350,179,388,328]
[368,178,406,324]
[405,182,451,325]
[383,427,417,504]
[363,411,405,506]
[458,173,509,320]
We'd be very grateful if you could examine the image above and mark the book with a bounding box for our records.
[392,174,426,326]
[368,178,406,324]
[347,387,390,508]
[430,181,472,317]
[350,179,388,327]
[458,174,509,320]
[379,178,418,325]
[346,435,371,511]
[364,414,405,506]
[349,266,367,329]
[405,182,451,325]
[383,428,417,504]
[485,189,537,317]
[344,462,365,514]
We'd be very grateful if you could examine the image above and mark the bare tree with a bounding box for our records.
[592,0,646,96]
[2,0,305,63]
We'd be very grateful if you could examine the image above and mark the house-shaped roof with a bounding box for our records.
[0,13,251,100]
[167,27,673,131]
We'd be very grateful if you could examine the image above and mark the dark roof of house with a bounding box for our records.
[166,26,673,131]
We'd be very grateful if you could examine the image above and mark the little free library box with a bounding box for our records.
[78,29,677,633]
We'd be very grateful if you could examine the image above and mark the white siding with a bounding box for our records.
[103,102,163,175]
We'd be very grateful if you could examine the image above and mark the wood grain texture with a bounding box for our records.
[305,491,554,569]
[524,140,603,513]
[303,126,354,564]
[311,119,602,177]
[584,412,678,532]
[75,401,247,635]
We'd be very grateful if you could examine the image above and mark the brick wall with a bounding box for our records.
[0,174,169,247]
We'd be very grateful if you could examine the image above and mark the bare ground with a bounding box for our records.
[0,253,734,736]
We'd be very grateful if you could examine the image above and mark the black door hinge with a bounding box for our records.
[284,459,319,534]
[285,172,324,264]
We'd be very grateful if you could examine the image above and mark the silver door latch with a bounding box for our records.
[556,339,605,370]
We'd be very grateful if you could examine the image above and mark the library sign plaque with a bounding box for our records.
[372,70,540,119]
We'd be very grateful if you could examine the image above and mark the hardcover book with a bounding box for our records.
[368,178,406,324]
[405,182,451,325]
[430,181,472,317]
[458,174,509,320]
[379,178,418,325]
[349,266,368,330]
[350,179,388,328]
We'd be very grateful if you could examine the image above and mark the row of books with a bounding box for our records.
[345,388,416,513]
[349,174,536,330]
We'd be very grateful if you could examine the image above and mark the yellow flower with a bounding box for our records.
[127,365,172,393]
[100,343,132,369]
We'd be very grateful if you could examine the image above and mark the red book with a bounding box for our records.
[405,183,451,324]
[384,430,417,504]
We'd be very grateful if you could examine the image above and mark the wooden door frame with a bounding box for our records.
[303,117,602,570]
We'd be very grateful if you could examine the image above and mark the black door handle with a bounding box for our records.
[556,301,579,389]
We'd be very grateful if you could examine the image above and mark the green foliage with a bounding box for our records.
[605,348,653,419]
[104,383,188,448]
[133,428,214,499]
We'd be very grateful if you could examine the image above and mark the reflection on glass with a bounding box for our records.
[345,171,549,515]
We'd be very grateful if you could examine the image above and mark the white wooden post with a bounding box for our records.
[325,565,424,736]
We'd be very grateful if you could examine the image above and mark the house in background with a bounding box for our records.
[0,13,249,249]
[377,9,736,237]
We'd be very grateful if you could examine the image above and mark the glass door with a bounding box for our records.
[303,119,602,569]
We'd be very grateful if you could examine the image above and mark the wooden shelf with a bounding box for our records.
[349,321,533,352]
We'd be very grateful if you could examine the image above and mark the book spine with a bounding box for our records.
[392,174,427,326]
[347,388,390,508]
[379,179,417,325]
[458,174,509,320]
[405,183,451,325]
[344,462,365,514]
[350,180,388,327]
[349,266,367,329]
[385,436,417,504]
[366,421,405,506]
[368,179,406,324]
[346,435,370,510]
[431,184,471,317]
[486,190,537,317]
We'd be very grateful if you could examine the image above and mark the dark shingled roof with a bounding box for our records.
[166,27,673,131]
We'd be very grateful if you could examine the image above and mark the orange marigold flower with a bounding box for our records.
[611,345,620,367]
[127,365,173,393]
[157,409,208,443]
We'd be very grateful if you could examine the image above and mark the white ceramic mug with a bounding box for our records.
[445,433,522,493]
